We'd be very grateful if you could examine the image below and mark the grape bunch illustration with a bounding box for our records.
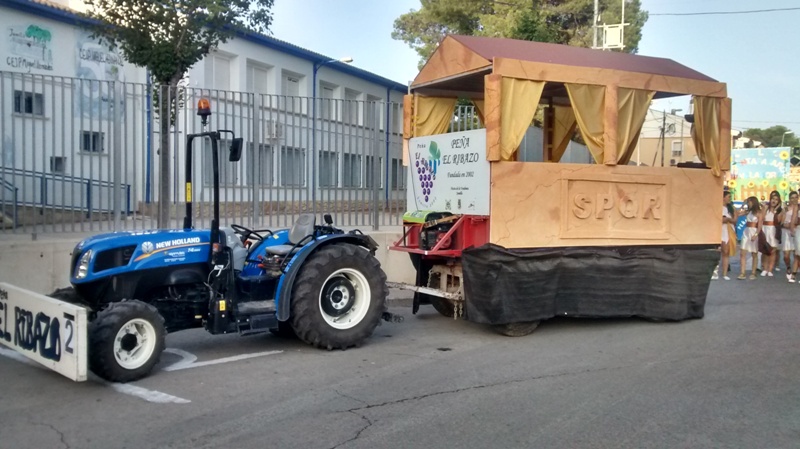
[415,142,441,203]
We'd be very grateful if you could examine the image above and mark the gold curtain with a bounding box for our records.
[616,88,655,165]
[500,77,546,160]
[550,105,577,162]
[565,84,605,163]
[414,95,457,137]
[692,96,722,177]
[473,99,486,125]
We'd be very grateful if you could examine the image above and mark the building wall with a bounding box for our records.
[634,109,697,166]
[0,1,409,218]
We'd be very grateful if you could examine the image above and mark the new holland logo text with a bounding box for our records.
[155,237,202,250]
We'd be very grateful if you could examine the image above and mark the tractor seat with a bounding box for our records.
[262,244,300,256]
[263,213,316,257]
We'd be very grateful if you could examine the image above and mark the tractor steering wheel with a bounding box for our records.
[230,224,264,245]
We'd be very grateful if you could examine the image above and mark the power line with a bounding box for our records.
[733,120,800,125]
[650,7,800,16]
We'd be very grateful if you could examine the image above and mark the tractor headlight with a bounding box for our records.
[75,249,93,279]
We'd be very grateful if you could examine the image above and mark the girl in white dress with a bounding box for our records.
[715,190,736,280]
[791,193,800,283]
[760,193,781,277]
[738,196,761,280]
[780,191,797,281]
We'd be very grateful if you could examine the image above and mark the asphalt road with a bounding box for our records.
[1,271,800,449]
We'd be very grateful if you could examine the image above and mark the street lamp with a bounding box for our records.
[311,56,353,210]
[781,131,793,147]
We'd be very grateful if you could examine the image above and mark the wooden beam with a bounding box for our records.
[719,97,732,172]
[411,66,492,90]
[402,94,413,166]
[412,36,492,87]
[485,74,502,161]
[603,85,619,166]
[493,57,727,98]
[544,101,554,162]
[411,87,485,99]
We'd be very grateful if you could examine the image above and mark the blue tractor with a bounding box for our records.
[52,99,394,383]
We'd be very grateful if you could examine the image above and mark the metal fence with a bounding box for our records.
[2,71,483,235]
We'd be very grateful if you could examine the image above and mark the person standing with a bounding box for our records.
[715,190,737,280]
[739,196,761,280]
[760,192,781,277]
[780,191,798,281]
[791,195,800,283]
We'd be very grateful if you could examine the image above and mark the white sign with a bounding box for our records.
[407,129,490,215]
[0,283,88,382]
[6,24,54,72]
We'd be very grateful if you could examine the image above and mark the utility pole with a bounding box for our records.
[661,110,666,167]
[593,0,599,48]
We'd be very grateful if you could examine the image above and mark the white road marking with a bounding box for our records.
[162,347,283,371]
[1,347,191,404]
[106,382,191,404]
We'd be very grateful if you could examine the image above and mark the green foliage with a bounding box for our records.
[743,126,799,148]
[511,7,560,44]
[392,0,649,68]
[81,0,275,84]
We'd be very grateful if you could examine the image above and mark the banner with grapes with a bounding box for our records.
[408,129,490,215]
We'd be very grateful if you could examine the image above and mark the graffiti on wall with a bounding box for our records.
[6,24,54,72]
[74,31,126,119]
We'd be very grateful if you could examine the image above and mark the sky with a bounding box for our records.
[269,0,800,134]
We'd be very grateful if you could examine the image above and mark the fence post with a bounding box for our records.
[86,180,92,220]
[372,101,380,231]
[113,80,123,231]
[252,93,260,226]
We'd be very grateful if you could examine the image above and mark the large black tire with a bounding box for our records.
[492,321,540,337]
[89,300,166,383]
[290,243,387,350]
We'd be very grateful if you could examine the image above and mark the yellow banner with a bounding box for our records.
[186,182,192,202]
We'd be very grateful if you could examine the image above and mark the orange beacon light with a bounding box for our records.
[197,97,211,125]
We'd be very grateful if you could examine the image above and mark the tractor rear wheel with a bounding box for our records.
[492,321,540,337]
[89,300,166,383]
[290,244,387,350]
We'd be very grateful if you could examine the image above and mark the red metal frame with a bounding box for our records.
[389,215,490,258]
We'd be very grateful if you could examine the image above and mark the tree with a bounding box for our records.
[392,0,648,68]
[81,0,275,227]
[743,126,799,148]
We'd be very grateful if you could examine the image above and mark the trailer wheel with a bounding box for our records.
[492,321,540,337]
[89,300,166,383]
[290,244,387,350]
[429,297,455,318]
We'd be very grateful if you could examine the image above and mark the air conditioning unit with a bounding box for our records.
[265,120,283,139]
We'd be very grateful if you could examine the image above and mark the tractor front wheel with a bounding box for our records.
[89,300,166,383]
[290,244,387,350]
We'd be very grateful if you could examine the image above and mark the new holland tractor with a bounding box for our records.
[50,98,393,383]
